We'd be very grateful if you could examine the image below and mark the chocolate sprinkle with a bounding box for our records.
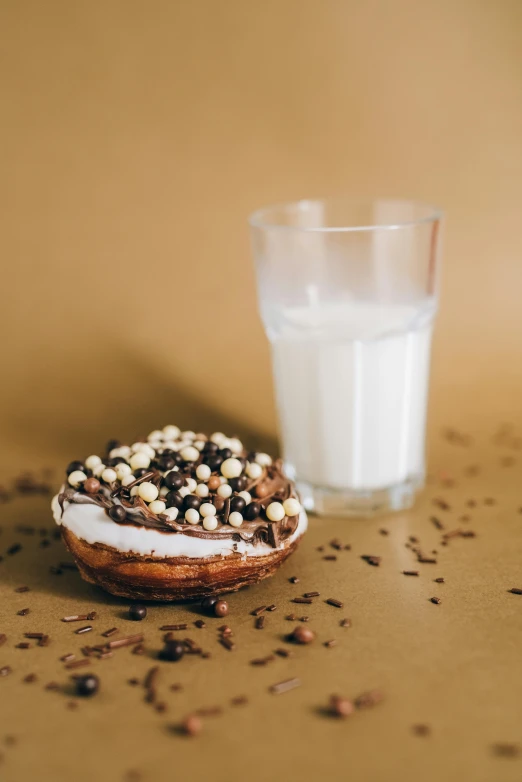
[160,624,187,631]
[403,570,419,576]
[255,616,265,630]
[75,626,93,635]
[430,597,442,605]
[326,598,343,608]
[101,627,118,637]
[303,592,320,598]
[508,588,522,595]
[17,608,30,616]
[65,659,90,670]
[251,606,266,616]
[107,634,144,649]
[354,690,384,708]
[269,678,301,695]
[292,597,313,604]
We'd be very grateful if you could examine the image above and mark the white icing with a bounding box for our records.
[51,493,307,560]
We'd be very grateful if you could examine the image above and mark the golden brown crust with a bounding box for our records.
[60,526,301,601]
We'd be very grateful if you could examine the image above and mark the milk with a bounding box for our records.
[268,301,435,494]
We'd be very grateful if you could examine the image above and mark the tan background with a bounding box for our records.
[1,1,522,781]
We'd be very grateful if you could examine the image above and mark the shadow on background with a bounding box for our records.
[3,339,278,464]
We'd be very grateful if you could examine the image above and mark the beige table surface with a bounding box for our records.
[1,426,522,782]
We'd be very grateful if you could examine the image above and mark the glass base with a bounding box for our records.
[296,475,424,517]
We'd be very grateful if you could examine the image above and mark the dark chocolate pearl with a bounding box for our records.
[133,468,149,479]
[246,451,257,462]
[66,460,85,476]
[290,625,315,644]
[220,448,233,460]
[75,674,99,697]
[171,452,183,467]
[157,455,176,472]
[229,476,248,493]
[108,505,127,522]
[128,604,147,621]
[106,456,127,467]
[105,439,120,453]
[183,495,201,512]
[160,640,184,662]
[204,454,223,471]
[166,491,183,510]
[230,496,246,514]
[202,441,219,454]
[201,595,218,611]
[330,695,354,717]
[214,600,228,618]
[83,478,101,494]
[244,502,261,521]
[164,472,184,491]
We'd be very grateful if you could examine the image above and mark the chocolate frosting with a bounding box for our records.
[58,461,299,549]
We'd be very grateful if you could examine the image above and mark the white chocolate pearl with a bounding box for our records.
[130,485,139,497]
[228,511,243,528]
[283,498,301,517]
[266,501,285,522]
[130,452,151,471]
[101,468,118,483]
[255,453,272,467]
[182,430,196,441]
[185,508,200,525]
[122,473,136,487]
[186,478,197,493]
[196,483,209,498]
[163,440,178,451]
[221,458,242,479]
[85,455,102,470]
[246,462,262,480]
[196,464,211,481]
[202,515,218,531]
[219,476,227,484]
[148,430,164,442]
[217,483,232,499]
[200,503,217,517]
[163,425,180,440]
[159,486,170,497]
[228,438,243,454]
[110,446,131,459]
[181,446,199,463]
[68,470,87,487]
[179,486,190,498]
[131,443,156,459]
[93,464,106,478]
[238,491,252,504]
[210,431,225,445]
[149,500,166,515]
[194,440,206,451]
[163,506,179,521]
[148,440,162,452]
[116,463,132,480]
[138,482,159,502]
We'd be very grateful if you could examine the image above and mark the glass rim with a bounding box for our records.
[248,197,443,233]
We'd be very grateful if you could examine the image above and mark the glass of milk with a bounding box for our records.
[249,198,443,516]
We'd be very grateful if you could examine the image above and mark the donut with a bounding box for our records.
[51,426,307,600]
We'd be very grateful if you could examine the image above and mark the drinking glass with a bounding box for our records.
[249,198,443,516]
